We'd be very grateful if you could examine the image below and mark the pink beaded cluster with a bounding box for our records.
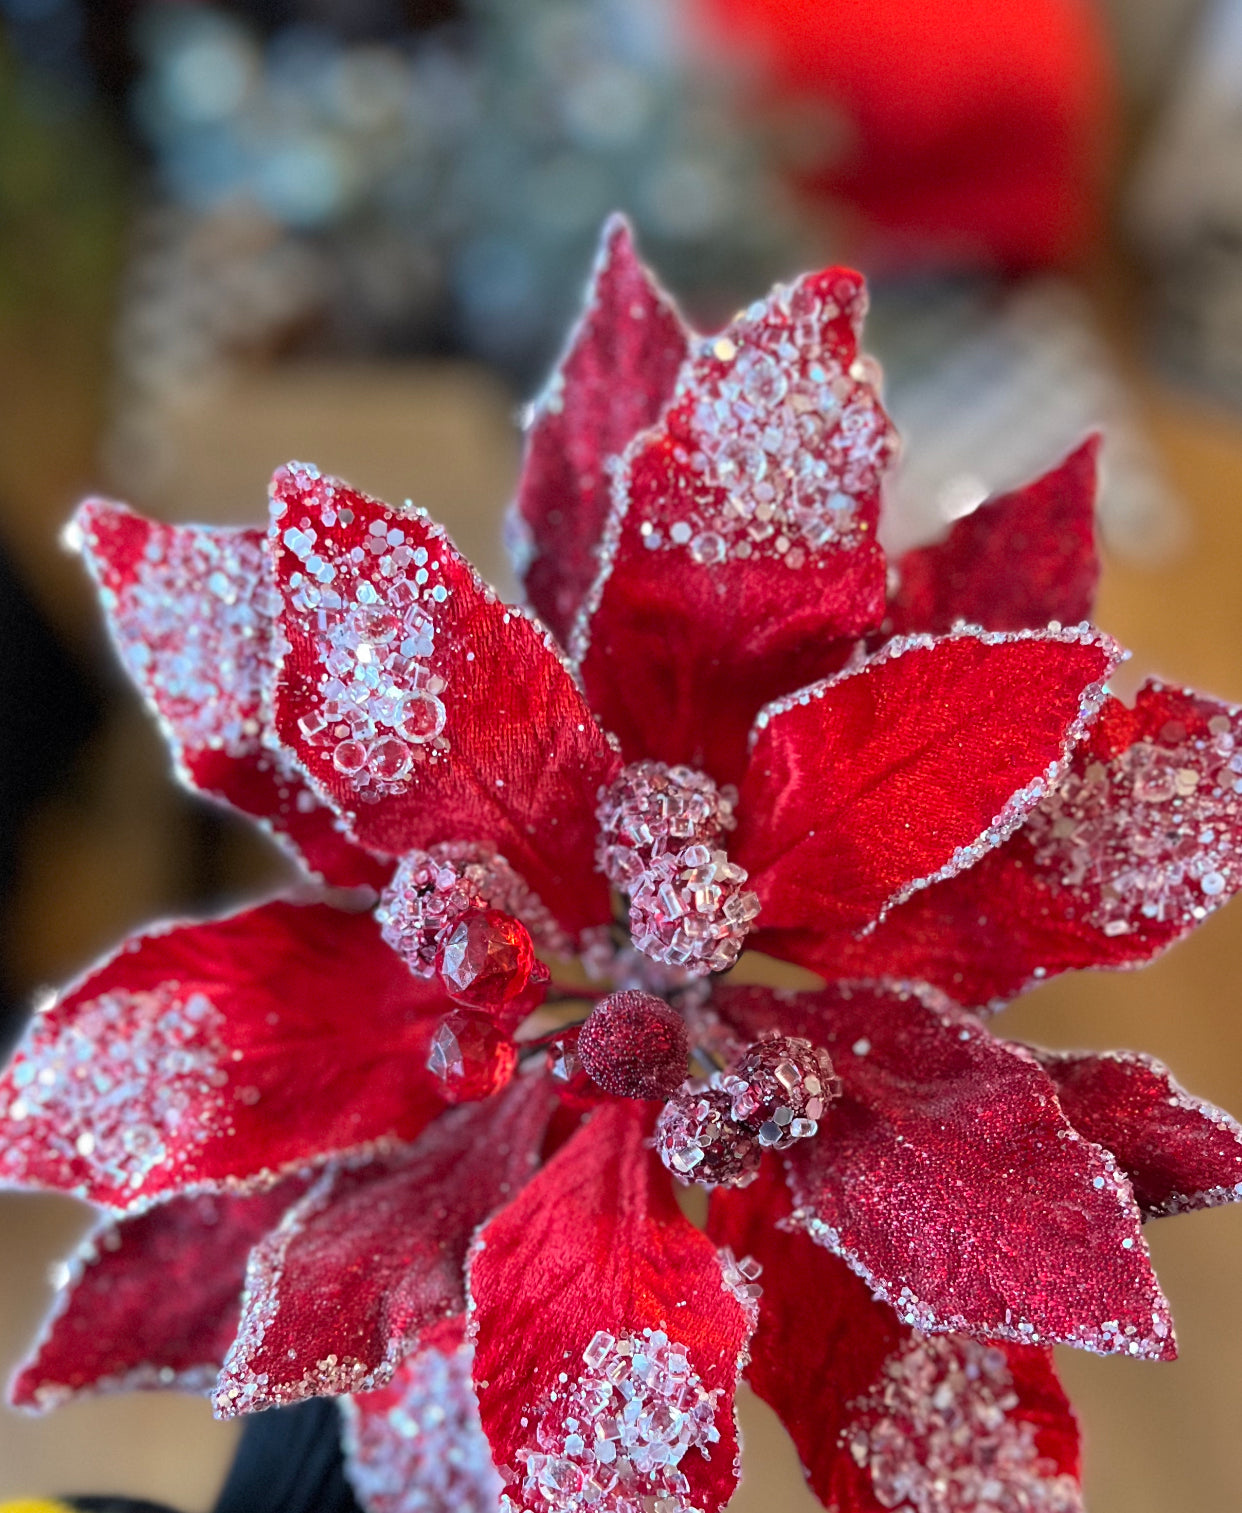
[655,1035,840,1188]
[377,841,567,976]
[595,762,760,977]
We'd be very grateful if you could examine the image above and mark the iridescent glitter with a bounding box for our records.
[654,1088,760,1190]
[596,762,759,976]
[377,842,570,977]
[341,1337,503,1513]
[504,1328,722,1513]
[720,1036,840,1151]
[0,986,228,1196]
[1025,698,1242,935]
[843,1335,1083,1513]
[274,462,451,797]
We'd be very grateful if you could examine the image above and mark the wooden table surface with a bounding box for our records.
[1,341,1240,1510]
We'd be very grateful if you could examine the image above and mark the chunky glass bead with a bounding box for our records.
[427,1010,516,1103]
[722,1035,840,1151]
[654,1087,760,1188]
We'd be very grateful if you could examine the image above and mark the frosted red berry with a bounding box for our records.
[723,1035,840,1151]
[426,1010,517,1103]
[654,1087,760,1188]
[435,908,536,1015]
[577,990,689,1100]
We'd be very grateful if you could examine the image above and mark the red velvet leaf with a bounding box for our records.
[0,900,446,1211]
[1035,1049,1242,1219]
[9,1181,305,1412]
[573,268,896,785]
[73,498,385,889]
[512,215,687,645]
[711,982,1174,1359]
[737,627,1121,937]
[708,1163,1083,1512]
[469,1100,754,1513]
[214,1075,556,1415]
[887,437,1101,636]
[268,463,618,938]
[777,680,1242,1007]
[342,1315,502,1513]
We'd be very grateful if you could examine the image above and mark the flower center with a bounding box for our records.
[595,761,760,976]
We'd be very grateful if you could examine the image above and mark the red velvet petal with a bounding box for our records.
[887,437,1101,636]
[342,1315,502,1513]
[712,982,1174,1359]
[708,1163,1083,1512]
[737,627,1121,937]
[73,498,385,889]
[469,1100,755,1513]
[780,679,1242,1007]
[512,215,687,645]
[8,1181,305,1412]
[268,463,618,938]
[214,1074,556,1415]
[573,268,895,786]
[0,900,446,1211]
[1035,1049,1242,1220]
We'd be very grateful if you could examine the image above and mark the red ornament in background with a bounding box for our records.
[691,0,1118,270]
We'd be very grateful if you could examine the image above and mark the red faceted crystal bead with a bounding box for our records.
[426,1010,517,1104]
[578,990,690,1100]
[545,1028,608,1110]
[435,908,536,1016]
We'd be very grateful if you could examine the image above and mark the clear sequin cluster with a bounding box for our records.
[0,987,228,1194]
[719,1035,840,1151]
[96,523,275,759]
[654,1087,760,1190]
[341,1339,503,1513]
[377,841,570,976]
[1025,707,1242,935]
[639,276,893,568]
[596,762,759,977]
[275,470,452,798]
[506,1328,721,1513]
[844,1335,1083,1513]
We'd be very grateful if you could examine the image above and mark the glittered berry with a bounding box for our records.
[723,1035,840,1150]
[577,990,689,1100]
[427,1010,516,1103]
[654,1087,760,1188]
[435,908,536,1015]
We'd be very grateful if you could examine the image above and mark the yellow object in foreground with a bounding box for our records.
[0,1501,75,1513]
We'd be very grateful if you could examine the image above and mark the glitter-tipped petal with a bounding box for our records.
[0,901,447,1211]
[887,437,1101,636]
[342,1316,503,1513]
[469,1101,755,1513]
[712,982,1175,1358]
[512,215,688,645]
[574,268,895,785]
[1036,1049,1242,1219]
[268,464,618,938]
[708,1163,1083,1512]
[782,680,1242,1007]
[737,627,1122,937]
[74,498,385,888]
[214,1076,555,1416]
[9,1182,306,1412]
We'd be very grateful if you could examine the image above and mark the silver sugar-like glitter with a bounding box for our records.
[843,1334,1083,1513]
[341,1337,503,1513]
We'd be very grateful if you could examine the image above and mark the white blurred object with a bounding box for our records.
[1129,0,1242,406]
[871,280,1188,566]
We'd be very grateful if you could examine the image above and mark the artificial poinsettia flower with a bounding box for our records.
[3,219,1241,1513]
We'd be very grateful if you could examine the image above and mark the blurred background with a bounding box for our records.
[1,0,1241,1507]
